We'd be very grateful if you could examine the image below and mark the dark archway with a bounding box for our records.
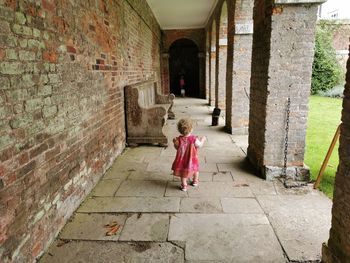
[169,39,200,97]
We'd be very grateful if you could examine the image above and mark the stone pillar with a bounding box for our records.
[247,0,325,180]
[217,39,227,110]
[226,0,253,134]
[198,52,205,98]
[322,46,350,263]
[161,53,170,94]
[210,46,216,106]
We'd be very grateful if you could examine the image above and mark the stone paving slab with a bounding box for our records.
[90,179,122,197]
[128,170,173,181]
[102,162,131,180]
[126,146,163,157]
[188,182,254,198]
[146,162,173,173]
[212,171,233,182]
[119,214,170,241]
[160,146,177,157]
[180,198,223,213]
[221,198,264,214]
[257,194,332,261]
[248,181,277,195]
[195,172,213,182]
[59,213,127,241]
[77,197,180,213]
[205,155,244,163]
[231,172,263,183]
[39,241,184,263]
[231,135,248,154]
[200,163,218,172]
[110,161,148,172]
[168,214,284,262]
[115,180,167,197]
[201,148,243,157]
[165,182,189,197]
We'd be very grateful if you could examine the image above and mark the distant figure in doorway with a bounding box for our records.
[172,118,206,192]
[180,75,185,97]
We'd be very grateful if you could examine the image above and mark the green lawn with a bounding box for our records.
[305,95,342,198]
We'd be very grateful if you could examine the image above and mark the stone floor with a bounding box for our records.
[39,98,332,263]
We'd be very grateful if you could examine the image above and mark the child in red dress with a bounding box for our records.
[171,119,206,191]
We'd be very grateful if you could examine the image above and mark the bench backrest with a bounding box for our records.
[138,83,156,108]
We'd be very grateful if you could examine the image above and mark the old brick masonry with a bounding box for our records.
[0,0,161,262]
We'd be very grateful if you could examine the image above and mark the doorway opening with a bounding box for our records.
[169,38,200,97]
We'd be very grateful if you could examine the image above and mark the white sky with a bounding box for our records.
[321,0,350,18]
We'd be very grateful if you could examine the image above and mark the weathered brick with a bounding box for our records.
[0,134,14,151]
[0,77,10,90]
[5,49,17,60]
[19,50,36,61]
[0,105,12,119]
[0,6,14,21]
[42,105,57,118]
[16,160,36,178]
[12,24,32,36]
[38,85,52,96]
[25,98,42,112]
[0,35,17,47]
[0,62,24,75]
[48,74,60,84]
[10,114,33,129]
[0,20,11,34]
[6,89,28,101]
[15,12,26,25]
[0,146,14,162]
[28,39,45,49]
[19,39,28,48]
[33,28,40,38]
[29,143,48,158]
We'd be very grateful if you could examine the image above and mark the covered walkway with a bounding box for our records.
[40,98,332,262]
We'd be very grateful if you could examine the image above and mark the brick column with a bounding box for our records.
[206,50,210,100]
[247,0,325,180]
[161,53,170,94]
[226,0,253,134]
[210,46,216,106]
[322,46,350,263]
[217,39,227,109]
[198,52,205,98]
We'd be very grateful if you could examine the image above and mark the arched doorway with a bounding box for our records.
[169,39,200,97]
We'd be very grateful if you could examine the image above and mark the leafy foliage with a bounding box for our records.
[311,24,343,95]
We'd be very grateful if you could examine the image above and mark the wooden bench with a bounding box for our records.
[125,80,175,146]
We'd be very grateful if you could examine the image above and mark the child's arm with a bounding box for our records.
[173,137,179,150]
[195,136,206,148]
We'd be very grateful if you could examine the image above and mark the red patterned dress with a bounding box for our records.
[171,135,200,178]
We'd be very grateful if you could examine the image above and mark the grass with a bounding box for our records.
[305,95,343,198]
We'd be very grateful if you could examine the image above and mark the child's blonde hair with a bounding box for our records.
[177,118,193,136]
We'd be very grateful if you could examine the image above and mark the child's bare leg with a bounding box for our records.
[180,177,188,191]
[192,172,199,186]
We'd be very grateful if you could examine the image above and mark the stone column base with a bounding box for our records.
[263,165,310,182]
[227,126,248,135]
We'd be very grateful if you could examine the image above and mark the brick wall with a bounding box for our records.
[317,20,350,71]
[322,46,350,263]
[0,0,161,262]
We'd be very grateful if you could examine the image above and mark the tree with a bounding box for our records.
[311,23,343,95]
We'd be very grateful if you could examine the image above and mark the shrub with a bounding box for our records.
[311,24,344,95]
